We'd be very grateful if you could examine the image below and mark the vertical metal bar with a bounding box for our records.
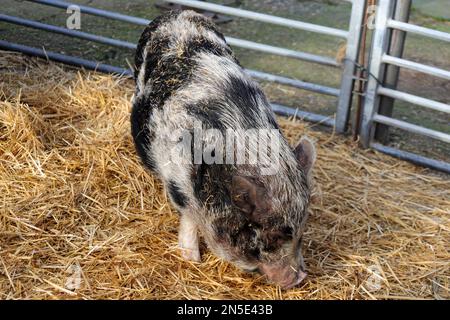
[375,0,412,143]
[352,0,370,140]
[335,0,366,133]
[360,0,395,148]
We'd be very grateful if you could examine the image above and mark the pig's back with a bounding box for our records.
[131,10,279,184]
[132,10,276,128]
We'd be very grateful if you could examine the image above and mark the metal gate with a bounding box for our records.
[360,0,450,173]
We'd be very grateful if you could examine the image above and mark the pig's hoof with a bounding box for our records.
[179,246,201,262]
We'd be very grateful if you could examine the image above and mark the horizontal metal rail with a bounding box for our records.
[1,15,340,96]
[26,0,338,67]
[0,14,136,50]
[378,87,450,114]
[373,114,450,143]
[0,40,334,128]
[0,40,131,75]
[226,37,339,67]
[246,69,340,96]
[382,54,450,80]
[29,0,150,25]
[163,0,349,38]
[371,143,450,174]
[387,19,450,43]
[271,104,335,127]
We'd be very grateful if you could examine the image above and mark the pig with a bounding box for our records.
[131,10,316,289]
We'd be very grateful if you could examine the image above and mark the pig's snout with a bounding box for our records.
[260,263,307,290]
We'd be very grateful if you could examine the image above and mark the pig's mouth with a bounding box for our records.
[259,264,307,290]
[280,270,307,290]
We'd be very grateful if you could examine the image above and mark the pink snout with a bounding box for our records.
[260,263,307,289]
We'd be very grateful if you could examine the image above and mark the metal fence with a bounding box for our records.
[360,0,450,173]
[1,0,449,173]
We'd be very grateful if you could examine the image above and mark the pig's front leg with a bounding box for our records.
[178,213,201,262]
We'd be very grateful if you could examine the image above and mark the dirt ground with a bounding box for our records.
[0,0,449,160]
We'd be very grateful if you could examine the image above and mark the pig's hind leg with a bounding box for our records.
[178,213,201,262]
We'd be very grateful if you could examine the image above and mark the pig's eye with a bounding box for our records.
[267,232,282,243]
[281,226,293,236]
[246,221,261,229]
[263,231,288,252]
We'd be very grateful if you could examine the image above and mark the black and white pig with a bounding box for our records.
[131,10,316,289]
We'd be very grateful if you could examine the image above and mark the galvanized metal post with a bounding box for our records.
[360,0,395,148]
[375,0,411,143]
[335,0,366,134]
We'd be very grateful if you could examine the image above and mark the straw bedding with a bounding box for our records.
[0,52,449,300]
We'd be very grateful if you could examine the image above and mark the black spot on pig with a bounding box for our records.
[138,30,234,115]
[186,36,236,63]
[261,226,293,252]
[168,180,188,208]
[186,14,226,43]
[186,100,227,131]
[223,75,267,127]
[130,96,156,172]
[193,163,234,211]
[185,14,239,62]
[142,42,195,110]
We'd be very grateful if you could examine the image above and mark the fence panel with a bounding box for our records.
[360,0,450,173]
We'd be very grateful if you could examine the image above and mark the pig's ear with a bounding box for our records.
[293,137,316,175]
[231,176,270,220]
